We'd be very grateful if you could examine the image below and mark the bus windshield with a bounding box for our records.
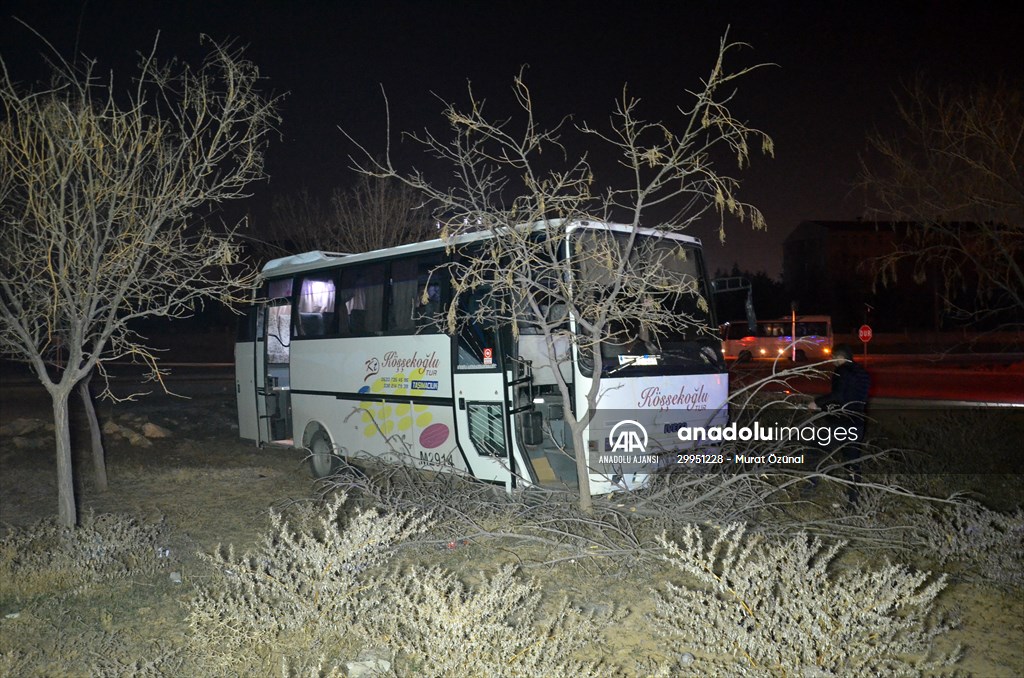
[571,229,721,376]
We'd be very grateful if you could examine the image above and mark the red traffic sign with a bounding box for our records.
[858,325,873,343]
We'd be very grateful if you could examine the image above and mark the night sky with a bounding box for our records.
[2,1,1021,276]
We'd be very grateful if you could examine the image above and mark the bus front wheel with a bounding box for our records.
[308,428,341,478]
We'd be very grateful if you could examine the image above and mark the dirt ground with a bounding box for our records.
[0,382,314,545]
[1,380,1023,676]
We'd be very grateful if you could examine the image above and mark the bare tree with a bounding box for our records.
[347,35,771,512]
[252,187,330,260]
[859,78,1024,324]
[0,37,279,526]
[252,173,435,261]
[331,173,436,252]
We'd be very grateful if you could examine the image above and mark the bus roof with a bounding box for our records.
[259,220,705,278]
[261,250,349,275]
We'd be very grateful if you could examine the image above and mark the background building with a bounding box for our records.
[782,221,943,332]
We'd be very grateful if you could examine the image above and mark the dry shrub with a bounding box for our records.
[325,460,655,568]
[276,655,349,678]
[0,627,185,677]
[900,499,1024,589]
[185,492,430,673]
[819,476,1024,588]
[651,523,959,676]
[362,564,613,677]
[0,513,174,677]
[186,491,621,676]
[0,510,162,601]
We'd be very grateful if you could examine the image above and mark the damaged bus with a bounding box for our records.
[235,220,728,495]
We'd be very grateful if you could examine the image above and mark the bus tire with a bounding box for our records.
[737,350,753,363]
[794,349,807,362]
[308,428,341,478]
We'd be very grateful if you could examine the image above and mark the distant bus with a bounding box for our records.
[235,220,728,496]
[721,315,833,362]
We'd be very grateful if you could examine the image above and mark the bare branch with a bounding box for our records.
[343,35,771,513]
[0,35,280,525]
[859,78,1024,324]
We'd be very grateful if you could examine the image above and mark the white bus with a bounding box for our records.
[720,315,833,362]
[235,221,728,496]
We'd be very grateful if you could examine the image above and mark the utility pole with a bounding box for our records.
[790,301,798,361]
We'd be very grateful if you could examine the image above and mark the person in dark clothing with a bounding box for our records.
[807,343,870,502]
[810,344,870,424]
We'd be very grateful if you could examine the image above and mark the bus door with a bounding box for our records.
[451,292,519,490]
[255,297,293,445]
[235,307,259,441]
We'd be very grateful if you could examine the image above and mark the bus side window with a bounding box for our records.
[267,278,292,300]
[341,264,385,335]
[266,304,291,363]
[415,254,445,333]
[264,277,293,361]
[388,258,418,333]
[295,273,339,337]
[416,283,443,331]
[456,289,498,369]
[388,253,446,334]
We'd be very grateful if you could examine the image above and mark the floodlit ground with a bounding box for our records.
[1,382,1022,676]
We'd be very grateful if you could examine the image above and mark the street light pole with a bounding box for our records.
[791,301,797,362]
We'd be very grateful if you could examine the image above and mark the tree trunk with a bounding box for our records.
[572,426,593,514]
[78,371,108,492]
[51,387,78,527]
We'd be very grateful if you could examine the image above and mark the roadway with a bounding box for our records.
[0,362,237,419]
[728,353,1024,406]
[2,354,1022,413]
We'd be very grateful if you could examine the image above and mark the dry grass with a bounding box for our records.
[0,391,1021,676]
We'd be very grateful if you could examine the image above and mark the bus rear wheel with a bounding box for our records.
[308,428,341,478]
